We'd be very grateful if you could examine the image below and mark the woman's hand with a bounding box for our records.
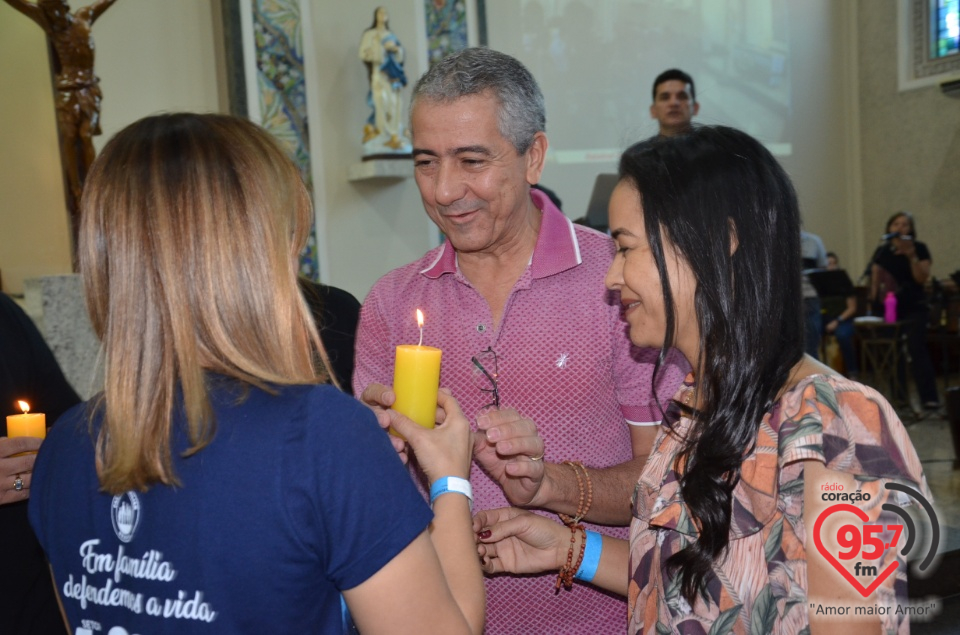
[473,507,569,575]
[387,389,473,481]
[0,436,41,505]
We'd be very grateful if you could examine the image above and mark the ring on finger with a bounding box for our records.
[13,475,24,492]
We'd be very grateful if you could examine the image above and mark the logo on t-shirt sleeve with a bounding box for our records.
[111,492,141,543]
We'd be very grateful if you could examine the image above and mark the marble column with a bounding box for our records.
[23,274,101,400]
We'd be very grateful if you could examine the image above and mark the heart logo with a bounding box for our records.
[813,503,898,598]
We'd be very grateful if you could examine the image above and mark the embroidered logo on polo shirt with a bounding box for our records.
[555,353,571,369]
[111,491,142,543]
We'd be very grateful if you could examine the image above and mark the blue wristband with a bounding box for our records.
[574,530,602,583]
[429,476,473,511]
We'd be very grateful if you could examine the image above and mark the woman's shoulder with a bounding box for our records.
[773,373,924,485]
[300,383,370,419]
[45,399,96,444]
[777,371,887,436]
[208,380,376,439]
[779,371,872,416]
[256,382,370,420]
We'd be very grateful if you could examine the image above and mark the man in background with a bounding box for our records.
[650,68,698,136]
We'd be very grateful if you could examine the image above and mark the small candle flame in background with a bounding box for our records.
[17,400,30,414]
[416,309,424,346]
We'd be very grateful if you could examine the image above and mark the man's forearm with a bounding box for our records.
[531,455,647,525]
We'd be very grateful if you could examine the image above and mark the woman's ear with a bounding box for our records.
[727,218,739,256]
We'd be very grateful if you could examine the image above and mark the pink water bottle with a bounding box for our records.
[884,292,898,323]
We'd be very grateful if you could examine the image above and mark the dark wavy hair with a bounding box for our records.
[618,126,804,600]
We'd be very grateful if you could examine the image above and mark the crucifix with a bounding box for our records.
[3,0,117,262]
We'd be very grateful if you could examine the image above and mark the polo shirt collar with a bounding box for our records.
[419,188,582,280]
[528,188,583,279]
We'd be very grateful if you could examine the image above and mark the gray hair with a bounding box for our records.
[411,47,545,154]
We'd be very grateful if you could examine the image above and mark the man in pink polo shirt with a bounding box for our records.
[354,48,687,634]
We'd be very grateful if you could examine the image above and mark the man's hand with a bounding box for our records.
[0,436,41,506]
[474,409,546,507]
[358,382,408,463]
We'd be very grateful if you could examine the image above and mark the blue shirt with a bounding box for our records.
[29,380,431,633]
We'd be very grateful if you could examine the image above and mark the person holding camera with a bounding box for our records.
[870,211,939,410]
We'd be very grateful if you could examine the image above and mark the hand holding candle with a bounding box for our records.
[392,309,442,430]
[6,401,45,458]
[6,401,46,440]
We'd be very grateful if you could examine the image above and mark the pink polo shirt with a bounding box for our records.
[354,189,688,634]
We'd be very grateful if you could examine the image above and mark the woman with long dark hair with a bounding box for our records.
[475,127,927,634]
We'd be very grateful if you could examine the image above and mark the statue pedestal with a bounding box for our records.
[361,129,412,159]
[348,158,414,182]
[24,275,101,400]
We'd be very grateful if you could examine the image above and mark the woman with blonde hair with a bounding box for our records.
[28,113,483,634]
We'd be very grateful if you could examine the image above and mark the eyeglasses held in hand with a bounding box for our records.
[471,346,500,410]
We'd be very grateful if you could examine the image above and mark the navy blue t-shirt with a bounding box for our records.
[29,380,432,633]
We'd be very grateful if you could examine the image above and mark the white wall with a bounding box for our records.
[305,0,863,300]
[2,0,868,301]
[484,0,862,274]
[776,1,864,275]
[858,0,960,280]
[0,2,72,295]
[92,0,222,151]
[305,1,434,301]
[0,0,222,295]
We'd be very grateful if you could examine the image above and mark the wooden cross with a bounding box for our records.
[3,0,117,264]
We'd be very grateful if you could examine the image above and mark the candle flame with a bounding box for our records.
[17,400,30,414]
[416,309,424,328]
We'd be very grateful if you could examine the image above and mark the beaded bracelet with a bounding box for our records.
[557,461,593,526]
[555,461,593,591]
[556,524,586,591]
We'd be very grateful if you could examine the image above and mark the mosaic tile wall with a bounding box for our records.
[252,0,320,281]
[425,0,469,67]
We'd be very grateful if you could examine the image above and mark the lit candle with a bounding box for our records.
[6,400,46,440]
[393,309,442,430]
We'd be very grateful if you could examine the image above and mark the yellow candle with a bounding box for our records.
[393,344,442,429]
[6,400,46,441]
[392,309,442,431]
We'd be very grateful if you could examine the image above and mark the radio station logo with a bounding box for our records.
[814,482,939,598]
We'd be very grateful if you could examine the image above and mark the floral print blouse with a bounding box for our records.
[628,374,929,635]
